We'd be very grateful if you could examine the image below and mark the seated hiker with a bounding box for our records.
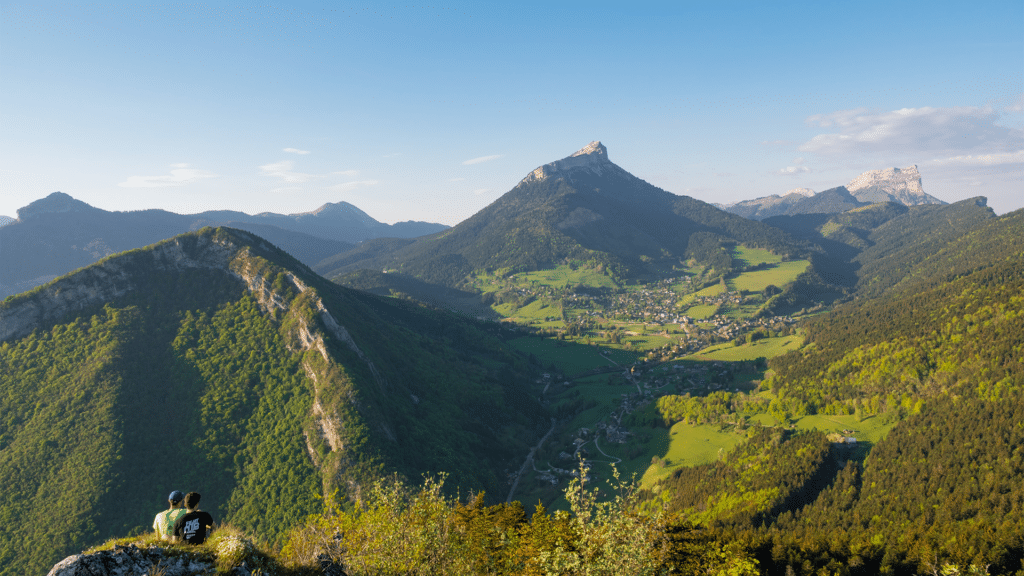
[152,490,186,541]
[172,492,215,545]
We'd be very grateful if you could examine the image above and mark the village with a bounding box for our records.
[494,269,804,496]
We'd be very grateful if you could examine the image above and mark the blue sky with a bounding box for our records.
[2,1,1021,224]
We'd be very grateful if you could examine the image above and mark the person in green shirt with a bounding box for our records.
[152,491,187,541]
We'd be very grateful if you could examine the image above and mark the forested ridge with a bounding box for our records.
[638,209,1024,574]
[0,228,548,575]
[766,209,1023,417]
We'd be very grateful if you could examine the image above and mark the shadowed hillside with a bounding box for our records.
[0,227,546,575]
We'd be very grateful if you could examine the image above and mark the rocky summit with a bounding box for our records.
[519,140,619,183]
[846,165,945,206]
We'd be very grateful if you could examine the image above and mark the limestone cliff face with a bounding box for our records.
[0,232,236,343]
[846,165,945,206]
[519,141,627,184]
[0,227,376,496]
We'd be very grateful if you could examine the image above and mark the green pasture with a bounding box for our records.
[720,302,763,320]
[501,298,561,324]
[686,335,803,362]
[506,337,634,377]
[682,303,719,319]
[793,413,896,444]
[693,283,726,298]
[516,265,619,290]
[728,260,810,293]
[621,333,679,351]
[468,271,506,293]
[638,421,746,488]
[749,413,777,426]
[731,246,782,267]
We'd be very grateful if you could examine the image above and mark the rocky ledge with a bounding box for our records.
[47,543,218,576]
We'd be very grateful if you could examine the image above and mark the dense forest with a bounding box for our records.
[638,210,1024,574]
[0,228,549,575]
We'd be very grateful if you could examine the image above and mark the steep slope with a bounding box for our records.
[765,208,1022,414]
[0,192,446,298]
[0,227,547,575]
[320,142,812,287]
[847,165,945,206]
[759,197,994,307]
[651,209,1024,573]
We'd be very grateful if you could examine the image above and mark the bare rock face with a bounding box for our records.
[520,141,618,183]
[846,166,945,206]
[47,535,286,576]
[46,544,216,576]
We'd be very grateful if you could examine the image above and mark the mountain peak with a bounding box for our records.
[16,192,96,221]
[520,141,613,184]
[847,165,945,206]
[785,188,816,197]
[571,141,608,159]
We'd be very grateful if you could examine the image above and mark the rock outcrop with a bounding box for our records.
[846,165,944,206]
[0,227,377,499]
[519,141,623,183]
[0,232,236,343]
[45,534,291,576]
[47,543,216,576]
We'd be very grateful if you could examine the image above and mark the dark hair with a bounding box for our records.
[184,492,201,509]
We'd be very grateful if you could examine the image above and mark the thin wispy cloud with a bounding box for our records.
[462,154,503,165]
[778,166,811,175]
[260,160,357,183]
[799,106,1024,155]
[473,188,490,195]
[283,148,311,155]
[928,150,1024,167]
[118,163,217,188]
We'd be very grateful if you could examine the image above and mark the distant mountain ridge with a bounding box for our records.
[721,165,945,220]
[0,193,447,298]
[722,186,868,220]
[320,141,814,288]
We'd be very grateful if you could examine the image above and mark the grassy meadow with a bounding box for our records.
[685,334,803,362]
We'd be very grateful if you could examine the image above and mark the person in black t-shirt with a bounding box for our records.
[172,492,214,544]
